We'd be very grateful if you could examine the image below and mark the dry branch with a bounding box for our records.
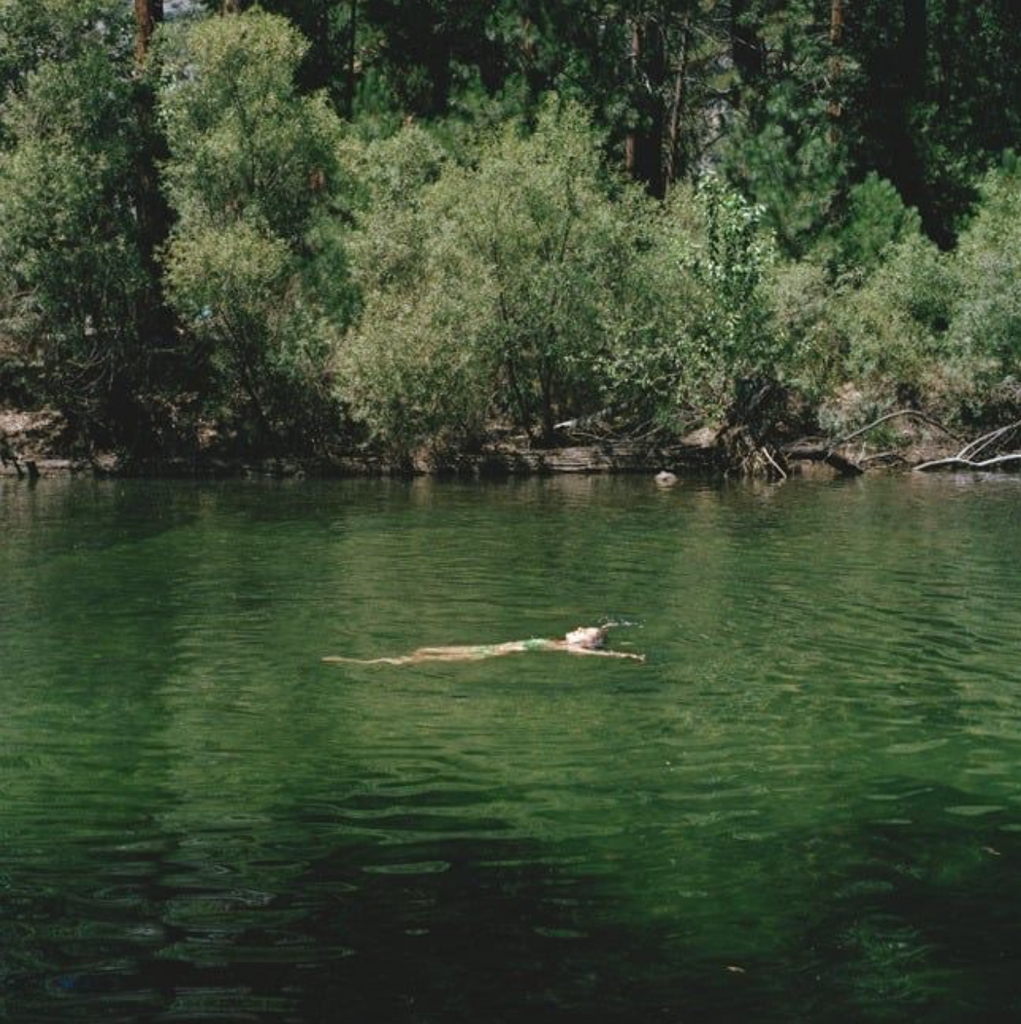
[957,420,1021,461]
[785,408,960,476]
[915,453,1021,472]
[913,417,1021,473]
[830,409,959,447]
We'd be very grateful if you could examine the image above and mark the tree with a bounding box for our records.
[847,0,1021,244]
[0,21,154,441]
[134,0,163,63]
[159,8,349,446]
[603,178,781,431]
[340,102,643,452]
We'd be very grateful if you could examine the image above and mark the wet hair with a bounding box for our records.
[565,626,607,649]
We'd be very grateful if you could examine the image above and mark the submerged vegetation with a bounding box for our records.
[0,1,1019,468]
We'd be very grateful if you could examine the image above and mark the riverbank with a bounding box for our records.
[0,405,983,481]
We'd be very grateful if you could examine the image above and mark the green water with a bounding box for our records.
[1,474,1019,1022]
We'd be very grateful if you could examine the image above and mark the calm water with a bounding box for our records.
[1,474,1020,1022]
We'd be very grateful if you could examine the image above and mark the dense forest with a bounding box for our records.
[0,0,1019,469]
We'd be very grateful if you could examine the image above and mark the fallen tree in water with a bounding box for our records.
[781,411,1021,477]
[783,409,961,477]
[915,420,1021,472]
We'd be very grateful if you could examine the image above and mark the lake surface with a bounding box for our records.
[1,474,1019,1022]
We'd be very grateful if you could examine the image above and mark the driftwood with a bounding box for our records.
[830,409,959,447]
[915,453,1021,472]
[781,443,864,476]
[785,408,959,477]
[955,420,1021,461]
[915,419,1021,473]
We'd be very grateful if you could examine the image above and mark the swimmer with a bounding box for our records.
[323,625,645,666]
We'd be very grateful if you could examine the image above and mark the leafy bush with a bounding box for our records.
[0,35,151,438]
[158,8,348,446]
[810,162,1021,428]
[947,161,1021,415]
[602,179,782,432]
[0,0,128,115]
[766,257,843,405]
[830,173,922,276]
[339,101,640,453]
[813,236,954,425]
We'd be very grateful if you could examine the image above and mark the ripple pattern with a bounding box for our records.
[0,474,1020,1021]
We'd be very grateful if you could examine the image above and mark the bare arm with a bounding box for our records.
[323,655,416,665]
[566,648,645,662]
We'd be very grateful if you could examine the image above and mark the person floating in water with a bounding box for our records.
[323,626,644,666]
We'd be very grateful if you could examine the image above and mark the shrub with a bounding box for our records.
[338,100,641,453]
[0,36,151,439]
[158,8,349,447]
[766,257,843,405]
[602,179,782,432]
[947,161,1021,416]
[821,235,961,425]
[830,173,922,276]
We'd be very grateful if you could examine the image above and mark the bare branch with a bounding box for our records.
[830,409,960,448]
[915,453,1021,473]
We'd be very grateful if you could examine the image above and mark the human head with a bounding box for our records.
[565,626,607,649]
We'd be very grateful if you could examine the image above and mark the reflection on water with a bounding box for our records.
[1,474,1020,1021]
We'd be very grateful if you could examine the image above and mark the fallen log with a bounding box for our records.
[784,408,958,476]
[829,409,959,447]
[956,420,1021,462]
[914,453,1021,473]
[782,444,864,477]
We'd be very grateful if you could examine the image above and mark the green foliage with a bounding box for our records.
[947,164,1021,413]
[340,123,449,211]
[158,8,349,445]
[849,0,1021,244]
[339,101,639,453]
[603,179,780,430]
[1,0,1020,461]
[0,0,130,110]
[765,257,841,405]
[799,163,1021,429]
[0,37,150,436]
[830,173,922,275]
[836,236,954,409]
[159,11,342,243]
[724,77,843,258]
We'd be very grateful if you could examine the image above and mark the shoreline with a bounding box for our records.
[0,407,981,482]
[0,443,717,481]
[0,441,939,482]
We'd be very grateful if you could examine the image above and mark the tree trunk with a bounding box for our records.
[830,0,844,43]
[133,0,174,400]
[625,14,666,198]
[665,16,691,187]
[346,0,358,118]
[897,0,936,235]
[134,0,163,66]
[731,0,764,93]
[424,35,453,117]
[903,0,928,99]
[828,0,844,141]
